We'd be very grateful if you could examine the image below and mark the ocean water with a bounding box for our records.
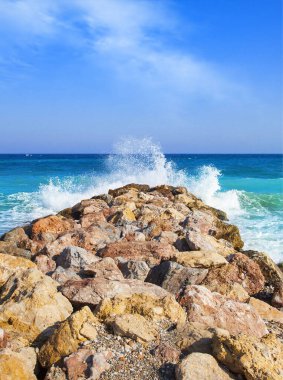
[0,139,282,262]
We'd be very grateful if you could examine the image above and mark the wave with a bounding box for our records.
[0,137,282,262]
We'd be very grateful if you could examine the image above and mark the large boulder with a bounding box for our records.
[213,333,283,380]
[0,241,31,259]
[38,306,98,368]
[98,241,177,265]
[0,268,73,344]
[179,285,268,337]
[175,352,235,380]
[203,252,264,296]
[248,297,283,323]
[0,347,37,380]
[174,251,227,268]
[0,253,36,286]
[31,215,77,240]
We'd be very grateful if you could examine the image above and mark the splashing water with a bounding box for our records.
[0,138,282,261]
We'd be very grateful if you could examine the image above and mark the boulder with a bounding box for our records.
[0,268,73,344]
[1,227,31,249]
[248,297,283,323]
[185,230,235,256]
[179,285,268,337]
[213,333,283,380]
[153,342,180,364]
[174,251,227,268]
[31,215,76,240]
[203,252,264,296]
[0,347,37,380]
[35,254,56,274]
[109,313,158,342]
[175,352,235,380]
[95,293,186,324]
[39,306,98,368]
[272,283,283,308]
[118,259,150,281]
[146,261,208,296]
[60,277,174,308]
[0,241,31,259]
[0,253,36,286]
[98,241,177,265]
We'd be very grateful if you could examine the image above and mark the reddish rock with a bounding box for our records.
[60,278,170,308]
[0,328,7,349]
[35,255,56,274]
[31,215,77,240]
[179,285,268,337]
[203,252,265,296]
[153,342,180,364]
[98,241,177,265]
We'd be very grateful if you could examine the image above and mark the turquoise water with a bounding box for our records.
[0,140,282,261]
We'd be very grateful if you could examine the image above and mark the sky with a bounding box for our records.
[0,0,282,153]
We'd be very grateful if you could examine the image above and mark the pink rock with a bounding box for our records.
[35,255,56,274]
[179,285,268,337]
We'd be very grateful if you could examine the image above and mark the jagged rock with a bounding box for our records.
[202,252,264,296]
[185,230,235,256]
[108,208,136,224]
[1,227,31,249]
[146,261,208,296]
[174,251,227,268]
[61,277,175,309]
[108,184,150,197]
[0,268,73,343]
[0,252,36,286]
[31,215,77,240]
[0,347,37,380]
[179,285,268,337]
[175,352,235,380]
[248,297,283,323]
[203,281,249,302]
[154,230,179,245]
[153,342,180,363]
[243,250,283,287]
[35,254,56,274]
[109,313,158,342]
[43,223,121,257]
[95,293,186,324]
[118,259,150,281]
[213,333,283,380]
[39,306,98,368]
[98,241,177,265]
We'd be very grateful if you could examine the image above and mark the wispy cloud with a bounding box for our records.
[0,0,245,98]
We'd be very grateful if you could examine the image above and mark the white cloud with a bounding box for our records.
[0,0,246,98]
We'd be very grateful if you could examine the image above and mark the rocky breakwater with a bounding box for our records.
[0,183,282,380]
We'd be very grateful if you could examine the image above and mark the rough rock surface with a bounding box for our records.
[248,297,283,323]
[39,306,98,367]
[174,251,227,268]
[213,333,283,380]
[0,252,36,286]
[179,285,268,337]
[0,347,37,380]
[175,352,235,380]
[0,268,73,343]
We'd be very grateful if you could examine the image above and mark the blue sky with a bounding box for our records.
[0,0,282,153]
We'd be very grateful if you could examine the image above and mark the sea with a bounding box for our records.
[0,139,282,262]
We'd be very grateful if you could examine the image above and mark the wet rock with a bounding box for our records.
[213,333,283,380]
[0,347,37,380]
[109,313,158,342]
[39,306,98,368]
[146,261,208,296]
[96,293,186,324]
[0,268,73,344]
[175,352,235,380]
[98,241,177,266]
[174,251,227,268]
[0,252,36,286]
[248,297,283,323]
[179,285,268,337]
[118,259,150,281]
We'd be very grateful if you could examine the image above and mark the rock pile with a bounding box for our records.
[0,184,282,379]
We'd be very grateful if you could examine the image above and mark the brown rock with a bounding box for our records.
[39,306,98,368]
[203,252,264,297]
[0,348,37,380]
[175,352,235,380]
[0,241,31,259]
[153,342,180,364]
[272,283,283,308]
[31,215,76,240]
[110,313,158,342]
[1,227,31,249]
[98,241,177,265]
[108,184,150,197]
[174,251,227,268]
[185,230,235,256]
[0,268,73,344]
[0,252,36,286]
[179,285,268,337]
[35,254,56,274]
[60,277,172,308]
[0,327,7,348]
[248,297,283,323]
[213,333,283,380]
